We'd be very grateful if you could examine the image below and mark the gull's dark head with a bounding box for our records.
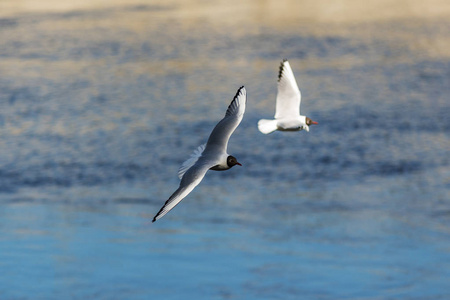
[306,117,318,126]
[227,155,242,168]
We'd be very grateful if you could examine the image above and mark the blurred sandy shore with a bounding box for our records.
[1,0,450,22]
[1,0,449,61]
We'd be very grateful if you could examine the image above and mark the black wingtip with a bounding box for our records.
[236,85,245,96]
[152,208,164,223]
[152,209,163,222]
[232,86,245,101]
[278,59,288,82]
[225,86,246,117]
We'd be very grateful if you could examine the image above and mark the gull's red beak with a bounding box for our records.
[236,162,242,166]
[311,121,318,125]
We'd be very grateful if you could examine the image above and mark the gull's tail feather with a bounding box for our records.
[257,119,278,134]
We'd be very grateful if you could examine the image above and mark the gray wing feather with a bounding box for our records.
[205,86,246,153]
[153,162,210,222]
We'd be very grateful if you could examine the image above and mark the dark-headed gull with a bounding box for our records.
[258,59,317,134]
[152,86,246,222]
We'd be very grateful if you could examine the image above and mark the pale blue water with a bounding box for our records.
[0,3,449,300]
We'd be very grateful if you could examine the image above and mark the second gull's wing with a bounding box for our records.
[275,60,301,119]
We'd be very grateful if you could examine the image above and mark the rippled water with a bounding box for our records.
[0,1,449,299]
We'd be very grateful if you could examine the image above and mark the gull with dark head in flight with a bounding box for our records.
[153,86,247,222]
[258,59,318,134]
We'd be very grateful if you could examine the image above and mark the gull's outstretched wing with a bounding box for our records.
[275,60,301,119]
[204,86,246,154]
[153,161,210,222]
